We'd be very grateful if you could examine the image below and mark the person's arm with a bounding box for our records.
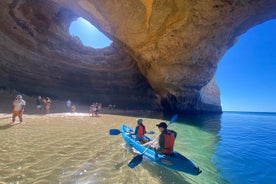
[159,134,165,151]
[142,140,152,146]
[153,135,164,154]
[134,126,139,135]
[143,135,159,147]
[20,101,26,112]
[20,104,25,112]
[127,126,138,135]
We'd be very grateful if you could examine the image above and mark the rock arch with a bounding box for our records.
[0,0,276,114]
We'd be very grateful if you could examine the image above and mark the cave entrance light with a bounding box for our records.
[69,17,112,48]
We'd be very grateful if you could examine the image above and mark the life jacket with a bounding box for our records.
[137,124,145,138]
[161,131,175,154]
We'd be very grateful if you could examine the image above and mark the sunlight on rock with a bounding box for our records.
[69,17,112,48]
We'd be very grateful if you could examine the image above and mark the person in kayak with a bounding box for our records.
[155,122,177,156]
[129,118,146,142]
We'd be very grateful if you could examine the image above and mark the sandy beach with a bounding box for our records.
[0,90,176,184]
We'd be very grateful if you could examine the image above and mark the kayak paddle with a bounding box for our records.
[109,129,155,135]
[127,114,178,169]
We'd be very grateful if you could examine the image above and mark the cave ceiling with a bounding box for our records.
[0,0,276,114]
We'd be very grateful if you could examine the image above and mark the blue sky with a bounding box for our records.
[215,19,276,112]
[69,17,112,48]
[70,18,276,113]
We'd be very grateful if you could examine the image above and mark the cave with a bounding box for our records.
[1,0,276,114]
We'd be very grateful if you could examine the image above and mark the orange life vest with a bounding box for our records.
[137,124,145,138]
[161,132,175,154]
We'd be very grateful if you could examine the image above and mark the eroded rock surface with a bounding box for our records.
[1,0,276,114]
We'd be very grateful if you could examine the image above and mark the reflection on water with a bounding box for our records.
[170,114,227,184]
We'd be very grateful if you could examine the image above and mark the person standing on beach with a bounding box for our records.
[89,104,94,117]
[36,96,42,111]
[12,95,26,123]
[66,99,72,110]
[95,103,102,116]
[43,97,51,113]
[71,105,76,113]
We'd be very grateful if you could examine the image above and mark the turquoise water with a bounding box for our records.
[0,112,275,183]
[168,111,276,184]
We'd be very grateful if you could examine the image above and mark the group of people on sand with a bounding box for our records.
[11,94,105,124]
[129,118,177,156]
[11,95,52,124]
[36,96,52,113]
[89,102,102,117]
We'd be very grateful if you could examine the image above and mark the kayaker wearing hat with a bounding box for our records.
[129,118,146,141]
[155,122,177,156]
[12,94,26,124]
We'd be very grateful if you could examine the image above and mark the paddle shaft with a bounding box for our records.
[141,135,159,154]
[109,129,154,135]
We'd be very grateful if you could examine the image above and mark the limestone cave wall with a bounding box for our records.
[1,0,276,114]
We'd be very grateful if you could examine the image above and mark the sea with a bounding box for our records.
[171,111,276,184]
[0,111,275,184]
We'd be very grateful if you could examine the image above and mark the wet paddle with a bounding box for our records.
[109,129,155,135]
[127,114,178,169]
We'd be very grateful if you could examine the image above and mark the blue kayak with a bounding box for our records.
[121,125,202,175]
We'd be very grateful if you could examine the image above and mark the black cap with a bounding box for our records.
[156,122,167,129]
[137,118,143,124]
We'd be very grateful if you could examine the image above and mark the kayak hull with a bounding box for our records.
[121,125,202,175]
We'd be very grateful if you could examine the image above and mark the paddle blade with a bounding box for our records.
[128,154,143,168]
[170,114,178,124]
[109,129,121,135]
[146,131,155,134]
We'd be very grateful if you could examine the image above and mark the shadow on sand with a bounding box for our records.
[0,122,22,130]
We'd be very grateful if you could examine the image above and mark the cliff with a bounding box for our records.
[1,0,276,114]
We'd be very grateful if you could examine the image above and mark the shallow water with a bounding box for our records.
[0,111,275,184]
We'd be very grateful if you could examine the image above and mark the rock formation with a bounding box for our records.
[0,0,276,114]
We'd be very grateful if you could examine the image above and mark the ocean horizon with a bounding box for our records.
[223,110,276,114]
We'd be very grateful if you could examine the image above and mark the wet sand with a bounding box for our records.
[0,90,175,184]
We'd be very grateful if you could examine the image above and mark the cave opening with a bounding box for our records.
[69,17,112,48]
[215,20,276,112]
